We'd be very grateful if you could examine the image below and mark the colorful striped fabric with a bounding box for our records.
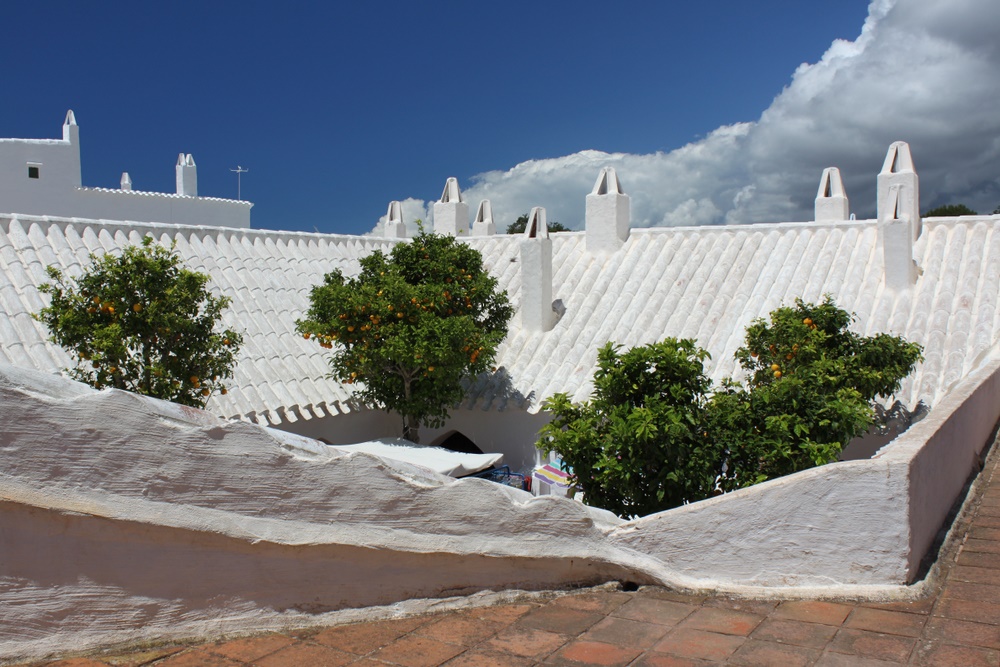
[533,463,571,488]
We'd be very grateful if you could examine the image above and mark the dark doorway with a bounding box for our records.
[432,430,484,454]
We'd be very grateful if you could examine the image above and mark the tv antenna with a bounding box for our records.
[230,165,249,200]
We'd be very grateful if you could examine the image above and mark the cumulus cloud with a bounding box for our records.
[384,0,1000,234]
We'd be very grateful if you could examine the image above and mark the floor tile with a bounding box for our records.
[702,597,778,616]
[631,653,716,667]
[580,615,670,649]
[482,625,568,659]
[771,600,853,626]
[414,613,504,647]
[727,638,820,666]
[845,607,926,637]
[155,650,244,667]
[913,641,1000,666]
[467,603,536,625]
[828,627,916,662]
[942,579,1000,604]
[749,617,838,649]
[204,634,294,661]
[677,607,763,636]
[254,642,355,667]
[922,616,1000,650]
[442,649,535,667]
[517,605,605,635]
[610,597,697,626]
[652,628,746,661]
[312,617,427,655]
[543,639,641,667]
[934,597,1000,624]
[552,591,633,614]
[370,635,465,667]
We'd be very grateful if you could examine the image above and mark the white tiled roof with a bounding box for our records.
[2,213,999,425]
[77,186,253,206]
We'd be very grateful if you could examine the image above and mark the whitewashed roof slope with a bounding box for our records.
[1,212,999,425]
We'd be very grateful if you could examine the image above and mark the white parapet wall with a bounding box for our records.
[2,358,999,660]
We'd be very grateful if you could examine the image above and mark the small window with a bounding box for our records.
[27,166,39,179]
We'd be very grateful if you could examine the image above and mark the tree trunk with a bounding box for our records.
[402,414,420,443]
[401,376,419,443]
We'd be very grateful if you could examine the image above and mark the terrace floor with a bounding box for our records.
[28,438,1000,667]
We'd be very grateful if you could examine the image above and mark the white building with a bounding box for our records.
[0,111,251,228]
[2,135,1000,661]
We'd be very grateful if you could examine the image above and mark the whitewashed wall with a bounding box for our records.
[1,354,998,660]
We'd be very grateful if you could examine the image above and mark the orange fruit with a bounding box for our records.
[770,363,780,372]
[774,370,782,378]
[132,303,142,312]
[803,317,813,326]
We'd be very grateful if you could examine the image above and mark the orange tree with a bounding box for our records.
[538,339,718,518]
[35,237,242,408]
[539,298,922,517]
[296,231,513,442]
[709,296,923,490]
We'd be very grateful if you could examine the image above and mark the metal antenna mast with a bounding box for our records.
[230,165,249,201]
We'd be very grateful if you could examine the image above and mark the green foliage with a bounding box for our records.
[539,297,923,517]
[506,214,570,235]
[711,297,923,489]
[539,340,719,518]
[297,231,513,442]
[35,237,242,408]
[924,204,977,217]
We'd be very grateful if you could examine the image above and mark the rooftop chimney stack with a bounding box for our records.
[384,201,407,238]
[471,200,496,236]
[814,167,849,221]
[878,141,920,240]
[175,153,198,197]
[520,207,556,332]
[880,184,918,291]
[586,167,630,253]
[433,177,469,236]
[62,110,82,187]
[120,172,132,191]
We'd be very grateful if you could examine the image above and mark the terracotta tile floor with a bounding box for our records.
[27,441,1000,667]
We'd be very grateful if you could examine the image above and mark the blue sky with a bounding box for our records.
[3,1,998,234]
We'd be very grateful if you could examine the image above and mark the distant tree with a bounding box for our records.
[297,231,513,442]
[506,214,571,235]
[993,204,1000,215]
[924,204,977,217]
[35,237,242,408]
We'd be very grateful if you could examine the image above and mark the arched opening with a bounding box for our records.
[430,430,484,454]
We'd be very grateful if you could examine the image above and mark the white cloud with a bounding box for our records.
[376,0,1000,233]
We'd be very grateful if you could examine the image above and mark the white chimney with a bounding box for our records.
[520,207,555,332]
[471,200,496,236]
[175,153,198,197]
[384,201,406,238]
[880,184,917,291]
[432,177,469,236]
[814,167,849,221]
[586,167,630,253]
[878,142,920,240]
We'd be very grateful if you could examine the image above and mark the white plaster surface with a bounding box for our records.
[586,167,630,253]
[815,167,849,221]
[878,141,920,239]
[0,112,250,228]
[3,352,997,661]
[0,364,646,661]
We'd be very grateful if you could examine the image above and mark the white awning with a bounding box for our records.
[330,437,503,477]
